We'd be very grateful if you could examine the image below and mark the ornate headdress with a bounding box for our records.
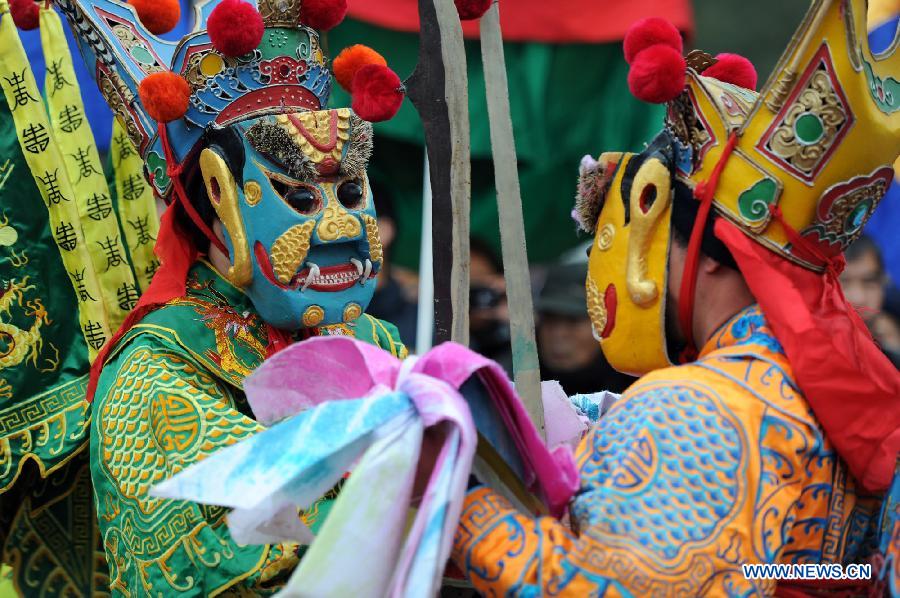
[578,0,900,491]
[56,0,403,198]
[661,12,897,272]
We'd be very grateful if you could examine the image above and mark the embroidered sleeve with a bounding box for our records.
[363,314,408,359]
[452,379,811,596]
[91,343,299,597]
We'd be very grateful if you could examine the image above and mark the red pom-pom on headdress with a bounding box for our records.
[703,53,758,90]
[128,0,180,35]
[138,72,191,123]
[9,0,39,31]
[208,0,263,57]
[624,18,686,104]
[351,64,404,122]
[333,45,388,92]
[299,0,348,31]
[628,45,686,104]
[623,17,682,64]
[454,0,492,20]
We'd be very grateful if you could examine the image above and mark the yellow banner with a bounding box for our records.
[40,7,137,331]
[110,119,160,293]
[0,1,110,359]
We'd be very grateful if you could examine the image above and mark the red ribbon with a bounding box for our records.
[678,131,739,360]
[157,123,229,257]
[717,218,900,492]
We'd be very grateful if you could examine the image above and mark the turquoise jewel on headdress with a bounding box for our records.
[57,0,334,197]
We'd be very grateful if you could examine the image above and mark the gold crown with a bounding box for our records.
[673,0,899,271]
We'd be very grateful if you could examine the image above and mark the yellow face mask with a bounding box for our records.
[581,139,677,376]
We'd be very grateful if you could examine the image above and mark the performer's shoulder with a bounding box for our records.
[92,326,215,407]
[617,352,811,429]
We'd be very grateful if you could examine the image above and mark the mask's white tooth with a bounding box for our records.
[302,263,319,292]
[350,258,364,277]
[362,259,373,285]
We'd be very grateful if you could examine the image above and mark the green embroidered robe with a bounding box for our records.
[90,261,405,597]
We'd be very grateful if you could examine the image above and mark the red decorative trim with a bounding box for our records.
[288,109,339,153]
[679,132,739,360]
[259,57,309,84]
[158,123,230,256]
[215,85,321,124]
[600,284,617,338]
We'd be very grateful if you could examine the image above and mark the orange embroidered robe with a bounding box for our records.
[452,306,881,596]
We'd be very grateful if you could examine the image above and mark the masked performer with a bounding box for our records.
[51,0,407,593]
[451,0,900,595]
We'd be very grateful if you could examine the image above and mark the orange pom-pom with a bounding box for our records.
[138,72,191,123]
[128,0,180,35]
[333,45,387,92]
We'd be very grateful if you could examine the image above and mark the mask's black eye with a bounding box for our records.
[337,180,365,210]
[285,187,320,215]
[270,178,322,215]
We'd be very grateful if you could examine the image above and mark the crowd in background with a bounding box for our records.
[842,235,900,368]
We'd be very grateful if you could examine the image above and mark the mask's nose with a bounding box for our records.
[316,190,362,243]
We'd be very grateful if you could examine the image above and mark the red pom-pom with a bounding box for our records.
[333,45,387,92]
[9,0,39,31]
[299,0,347,31]
[703,53,758,90]
[628,45,686,104]
[138,72,191,123]
[128,0,180,35]
[208,0,263,57]
[623,17,682,64]
[351,64,404,122]
[454,0,492,20]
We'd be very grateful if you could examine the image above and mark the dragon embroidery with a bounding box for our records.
[170,277,268,378]
[0,277,58,378]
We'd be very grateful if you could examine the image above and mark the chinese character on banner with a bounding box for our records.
[37,170,69,205]
[116,282,139,311]
[4,70,37,109]
[69,268,97,302]
[55,221,77,251]
[97,235,124,269]
[128,216,155,247]
[86,193,113,221]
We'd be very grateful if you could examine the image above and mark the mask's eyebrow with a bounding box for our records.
[340,114,373,180]
[246,122,317,181]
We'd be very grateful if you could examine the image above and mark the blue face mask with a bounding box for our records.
[198,108,382,330]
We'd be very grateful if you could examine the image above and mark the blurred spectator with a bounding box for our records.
[536,260,635,395]
[366,180,419,347]
[841,235,900,366]
[469,238,513,373]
